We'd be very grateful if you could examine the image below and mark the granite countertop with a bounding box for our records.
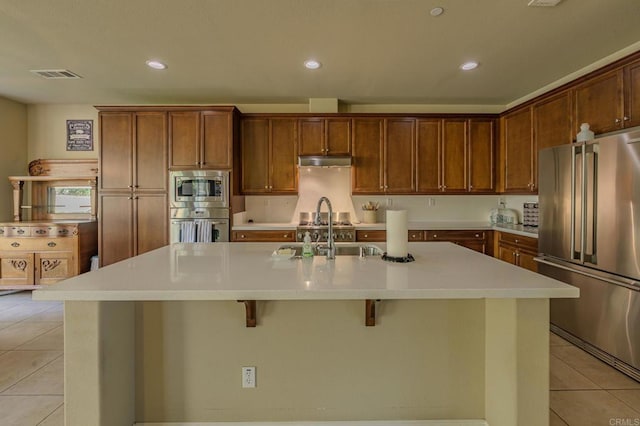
[33,242,576,302]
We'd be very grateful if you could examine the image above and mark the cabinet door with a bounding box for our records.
[298,119,325,155]
[501,108,534,192]
[35,251,74,285]
[326,119,351,155]
[534,91,573,151]
[352,118,384,193]
[416,119,441,193]
[99,194,134,267]
[385,118,415,193]
[518,249,539,273]
[241,119,270,193]
[135,112,167,191]
[497,244,516,265]
[442,119,467,192]
[574,69,624,135]
[0,252,34,286]
[270,119,298,193]
[135,194,168,256]
[625,60,640,128]
[100,112,133,190]
[468,119,495,193]
[169,111,200,169]
[202,111,233,169]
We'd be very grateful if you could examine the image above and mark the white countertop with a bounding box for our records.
[233,221,538,238]
[34,242,575,302]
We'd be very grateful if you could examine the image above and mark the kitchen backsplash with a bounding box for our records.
[242,194,538,224]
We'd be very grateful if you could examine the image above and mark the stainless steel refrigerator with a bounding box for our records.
[538,126,640,381]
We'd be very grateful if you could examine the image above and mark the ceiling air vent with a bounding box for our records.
[30,69,82,79]
[527,0,562,6]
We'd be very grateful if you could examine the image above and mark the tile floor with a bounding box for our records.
[0,291,638,425]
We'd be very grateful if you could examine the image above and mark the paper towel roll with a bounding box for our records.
[386,210,408,258]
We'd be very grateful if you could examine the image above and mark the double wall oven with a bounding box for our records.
[169,170,230,243]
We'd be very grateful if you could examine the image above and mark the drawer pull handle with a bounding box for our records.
[48,242,57,247]
[11,242,19,247]
[17,229,25,234]
[35,230,46,235]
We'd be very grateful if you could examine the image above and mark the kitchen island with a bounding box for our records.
[34,242,578,426]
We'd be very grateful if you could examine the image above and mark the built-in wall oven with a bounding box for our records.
[169,170,230,243]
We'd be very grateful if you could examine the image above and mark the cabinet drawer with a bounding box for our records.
[425,230,485,241]
[2,226,31,237]
[355,230,386,242]
[232,230,295,242]
[408,230,425,241]
[0,238,75,252]
[498,232,538,251]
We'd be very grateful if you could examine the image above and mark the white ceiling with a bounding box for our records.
[1,0,640,109]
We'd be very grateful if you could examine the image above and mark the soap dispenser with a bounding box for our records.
[302,231,314,257]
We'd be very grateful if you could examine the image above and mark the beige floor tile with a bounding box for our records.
[550,409,568,425]
[38,404,63,426]
[0,351,62,392]
[551,390,640,426]
[0,321,62,350]
[0,321,15,330]
[0,302,60,322]
[4,355,63,395]
[17,325,63,351]
[551,345,640,390]
[550,332,572,346]
[550,354,600,390]
[23,304,63,322]
[0,395,63,425]
[610,389,640,411]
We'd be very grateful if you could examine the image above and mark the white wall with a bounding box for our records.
[0,97,27,221]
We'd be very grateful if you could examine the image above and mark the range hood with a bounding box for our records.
[298,155,352,167]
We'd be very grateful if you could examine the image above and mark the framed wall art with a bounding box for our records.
[66,120,94,151]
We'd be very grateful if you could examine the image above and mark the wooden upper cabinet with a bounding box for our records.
[534,90,573,151]
[352,118,384,193]
[416,119,441,193]
[135,112,167,191]
[169,109,234,169]
[441,119,467,193]
[468,119,495,193]
[625,59,640,128]
[201,111,233,169]
[241,119,270,193]
[100,112,133,191]
[384,118,415,193]
[501,107,535,193]
[574,69,624,135]
[298,118,350,156]
[240,118,297,194]
[269,119,297,193]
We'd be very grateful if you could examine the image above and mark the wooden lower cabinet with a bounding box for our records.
[495,231,538,272]
[99,193,168,267]
[0,222,97,288]
[232,230,295,242]
[356,229,490,254]
[355,230,386,242]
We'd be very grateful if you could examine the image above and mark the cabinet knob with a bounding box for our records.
[475,234,480,238]
[515,239,519,243]
[433,234,437,238]
[48,242,57,247]
[615,118,622,124]
[364,234,368,238]
[283,234,288,238]
[624,116,630,121]
[11,242,19,247]
[442,185,447,189]
[240,234,246,239]
[264,186,268,189]
[469,185,473,189]
[411,234,417,238]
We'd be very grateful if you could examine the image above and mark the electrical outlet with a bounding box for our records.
[386,198,393,208]
[242,366,256,388]
[427,198,436,207]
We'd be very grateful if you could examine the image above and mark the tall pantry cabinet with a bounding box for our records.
[98,110,168,267]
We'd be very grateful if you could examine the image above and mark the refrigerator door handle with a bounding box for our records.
[571,144,583,261]
[536,257,640,292]
[584,143,598,263]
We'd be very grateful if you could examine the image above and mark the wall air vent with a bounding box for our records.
[30,69,83,79]
[527,0,562,6]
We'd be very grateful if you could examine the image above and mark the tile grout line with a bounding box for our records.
[36,401,64,426]
[604,388,640,416]
[550,407,570,426]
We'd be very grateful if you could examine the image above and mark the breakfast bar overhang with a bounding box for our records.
[34,242,579,426]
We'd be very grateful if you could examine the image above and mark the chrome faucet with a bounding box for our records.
[315,196,335,259]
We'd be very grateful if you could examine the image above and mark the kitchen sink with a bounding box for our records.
[276,243,383,257]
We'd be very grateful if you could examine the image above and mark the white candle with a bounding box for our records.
[386,210,408,258]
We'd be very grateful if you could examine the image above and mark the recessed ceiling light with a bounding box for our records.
[304,60,321,70]
[430,7,444,17]
[460,61,479,71]
[146,60,167,70]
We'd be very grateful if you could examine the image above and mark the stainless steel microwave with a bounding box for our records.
[169,170,229,208]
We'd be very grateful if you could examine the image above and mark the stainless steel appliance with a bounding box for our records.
[170,170,229,208]
[169,170,230,243]
[295,211,355,243]
[537,127,640,381]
